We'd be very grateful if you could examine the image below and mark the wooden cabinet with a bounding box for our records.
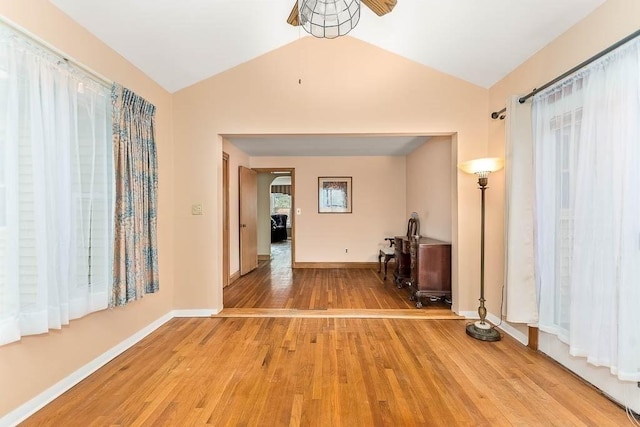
[398,236,452,308]
[411,237,451,307]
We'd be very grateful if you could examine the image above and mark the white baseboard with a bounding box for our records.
[173,309,219,317]
[539,331,640,414]
[485,313,528,346]
[458,310,528,346]
[458,310,479,319]
[1,308,218,427]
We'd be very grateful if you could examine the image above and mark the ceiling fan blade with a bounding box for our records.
[362,0,397,16]
[287,2,300,26]
[288,0,396,25]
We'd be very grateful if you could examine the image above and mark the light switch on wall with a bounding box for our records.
[191,203,203,215]
[296,208,302,215]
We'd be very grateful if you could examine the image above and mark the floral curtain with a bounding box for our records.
[111,84,159,307]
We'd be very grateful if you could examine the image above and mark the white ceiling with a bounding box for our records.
[228,134,430,156]
[50,0,606,94]
[48,0,605,157]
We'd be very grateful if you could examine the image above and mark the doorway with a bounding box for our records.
[254,168,295,269]
[222,152,230,287]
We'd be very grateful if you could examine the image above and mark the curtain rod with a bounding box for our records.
[0,15,112,89]
[490,28,640,120]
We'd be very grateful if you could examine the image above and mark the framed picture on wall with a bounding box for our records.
[318,176,352,213]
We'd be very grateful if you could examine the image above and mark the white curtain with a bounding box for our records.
[533,37,640,381]
[504,95,538,324]
[0,25,113,346]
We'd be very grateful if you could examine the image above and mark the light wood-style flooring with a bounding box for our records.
[223,241,452,313]
[22,241,631,425]
[23,317,628,426]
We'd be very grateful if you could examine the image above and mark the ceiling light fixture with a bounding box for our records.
[298,0,361,39]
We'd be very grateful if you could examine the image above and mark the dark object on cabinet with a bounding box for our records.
[392,216,419,284]
[397,236,451,308]
[271,214,288,242]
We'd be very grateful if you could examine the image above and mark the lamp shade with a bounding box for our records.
[298,0,361,39]
[458,157,504,176]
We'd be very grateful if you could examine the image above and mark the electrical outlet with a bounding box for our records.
[191,203,203,215]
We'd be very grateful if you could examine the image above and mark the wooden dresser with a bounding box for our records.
[394,236,451,308]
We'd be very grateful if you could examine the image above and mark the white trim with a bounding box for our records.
[458,310,528,346]
[1,312,173,427]
[458,310,479,319]
[539,331,640,414]
[486,313,528,346]
[172,309,218,317]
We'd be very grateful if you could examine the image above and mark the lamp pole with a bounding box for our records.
[465,174,501,341]
[478,176,488,325]
[457,157,503,342]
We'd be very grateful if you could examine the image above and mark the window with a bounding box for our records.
[534,37,640,381]
[270,179,292,227]
[0,41,10,340]
[271,192,291,227]
[549,106,582,333]
[0,24,113,345]
[0,117,5,228]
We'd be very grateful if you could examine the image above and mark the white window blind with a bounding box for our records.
[0,24,113,346]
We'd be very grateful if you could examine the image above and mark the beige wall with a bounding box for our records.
[406,136,453,242]
[250,156,407,263]
[0,0,174,418]
[173,36,490,315]
[0,0,640,422]
[487,0,640,329]
[3,0,637,419]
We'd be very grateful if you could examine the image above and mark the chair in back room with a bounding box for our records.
[270,214,288,243]
[378,213,419,282]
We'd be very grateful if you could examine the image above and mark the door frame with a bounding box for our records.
[222,152,230,287]
[253,167,296,268]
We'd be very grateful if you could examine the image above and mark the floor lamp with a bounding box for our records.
[458,157,504,342]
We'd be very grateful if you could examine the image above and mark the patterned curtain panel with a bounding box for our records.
[111,84,159,307]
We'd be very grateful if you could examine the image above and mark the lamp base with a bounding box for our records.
[466,321,501,342]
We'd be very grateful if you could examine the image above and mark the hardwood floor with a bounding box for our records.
[23,317,628,426]
[223,241,451,312]
[22,242,631,425]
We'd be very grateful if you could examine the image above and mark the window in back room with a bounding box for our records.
[270,175,292,230]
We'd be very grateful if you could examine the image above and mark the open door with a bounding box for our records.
[239,166,258,275]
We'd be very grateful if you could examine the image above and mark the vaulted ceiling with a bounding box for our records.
[47,0,606,156]
[50,0,605,94]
